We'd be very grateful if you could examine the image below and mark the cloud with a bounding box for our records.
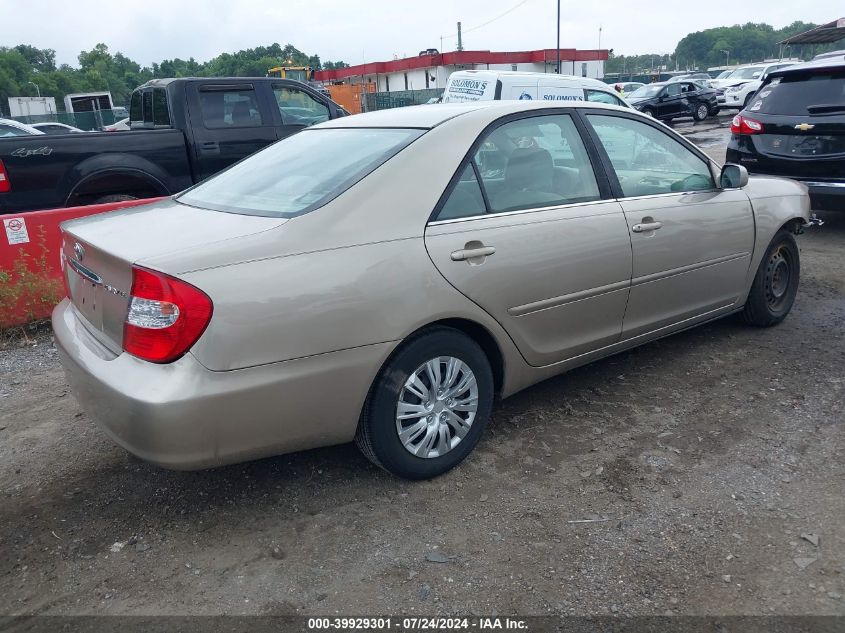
[3,0,838,67]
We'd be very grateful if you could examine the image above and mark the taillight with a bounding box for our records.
[0,159,10,193]
[123,266,213,363]
[731,114,763,135]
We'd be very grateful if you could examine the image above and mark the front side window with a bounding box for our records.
[177,127,423,217]
[273,86,330,126]
[434,114,601,219]
[587,114,715,197]
[199,88,263,128]
[666,83,682,97]
[585,89,624,106]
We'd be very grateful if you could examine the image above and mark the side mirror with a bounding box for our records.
[720,163,748,188]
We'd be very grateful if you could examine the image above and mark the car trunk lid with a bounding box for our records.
[60,198,286,351]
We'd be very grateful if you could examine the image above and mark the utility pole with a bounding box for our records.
[556,0,561,73]
[457,22,463,52]
[598,25,602,50]
[721,49,730,68]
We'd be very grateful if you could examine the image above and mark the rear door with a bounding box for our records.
[425,111,632,367]
[744,66,845,180]
[583,111,755,339]
[187,82,278,180]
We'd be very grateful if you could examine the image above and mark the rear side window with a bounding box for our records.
[434,113,601,220]
[199,88,263,128]
[152,88,171,126]
[751,70,845,115]
[0,124,26,137]
[177,127,423,217]
[129,91,142,122]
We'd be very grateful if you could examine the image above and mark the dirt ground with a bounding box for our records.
[1,126,843,618]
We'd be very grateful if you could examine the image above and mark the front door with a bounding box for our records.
[583,112,755,339]
[659,82,684,118]
[188,82,278,180]
[424,112,632,367]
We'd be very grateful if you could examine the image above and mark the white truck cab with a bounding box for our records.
[442,70,629,108]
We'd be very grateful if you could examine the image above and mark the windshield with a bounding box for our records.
[716,71,732,79]
[629,84,663,98]
[729,67,764,80]
[752,70,845,115]
[177,127,424,217]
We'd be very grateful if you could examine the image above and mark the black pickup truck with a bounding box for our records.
[0,77,346,214]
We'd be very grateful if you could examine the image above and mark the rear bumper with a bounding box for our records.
[726,146,845,212]
[52,299,393,469]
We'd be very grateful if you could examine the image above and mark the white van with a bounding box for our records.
[442,70,629,108]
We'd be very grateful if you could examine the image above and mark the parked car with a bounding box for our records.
[813,49,845,61]
[0,77,345,214]
[726,57,845,211]
[54,100,810,479]
[0,118,45,137]
[719,61,798,110]
[442,70,629,107]
[104,117,130,132]
[669,72,714,87]
[626,81,718,121]
[614,82,645,96]
[30,122,86,135]
[714,70,734,80]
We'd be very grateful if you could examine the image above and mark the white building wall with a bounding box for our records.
[367,59,604,92]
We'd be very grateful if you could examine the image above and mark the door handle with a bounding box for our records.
[631,221,663,233]
[199,141,220,155]
[451,245,496,262]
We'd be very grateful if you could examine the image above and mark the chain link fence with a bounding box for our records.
[362,88,443,112]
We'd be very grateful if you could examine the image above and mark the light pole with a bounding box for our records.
[721,49,730,68]
[556,0,561,73]
[27,81,40,97]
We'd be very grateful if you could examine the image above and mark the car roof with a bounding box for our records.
[317,100,628,130]
[449,70,613,89]
[769,57,845,75]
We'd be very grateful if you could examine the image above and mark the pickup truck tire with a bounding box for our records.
[92,194,138,204]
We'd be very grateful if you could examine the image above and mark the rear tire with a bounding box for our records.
[355,327,494,480]
[694,103,709,121]
[741,230,800,327]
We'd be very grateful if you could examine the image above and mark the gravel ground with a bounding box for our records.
[1,129,843,618]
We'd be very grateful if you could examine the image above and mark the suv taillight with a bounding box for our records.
[0,159,10,193]
[123,266,213,363]
[731,114,763,135]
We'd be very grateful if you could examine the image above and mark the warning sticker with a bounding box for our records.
[4,217,30,245]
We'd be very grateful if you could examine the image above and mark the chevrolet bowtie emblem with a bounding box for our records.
[794,123,815,131]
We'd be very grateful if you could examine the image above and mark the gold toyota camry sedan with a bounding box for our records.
[54,100,811,479]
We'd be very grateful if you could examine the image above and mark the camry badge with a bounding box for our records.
[73,242,85,261]
[794,123,815,131]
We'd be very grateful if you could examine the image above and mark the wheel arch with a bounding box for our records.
[66,168,168,207]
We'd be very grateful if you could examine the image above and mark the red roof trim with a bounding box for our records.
[315,48,608,81]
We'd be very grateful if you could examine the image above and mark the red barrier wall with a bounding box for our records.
[1,198,165,327]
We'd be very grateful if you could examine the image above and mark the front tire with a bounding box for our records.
[355,327,494,479]
[641,107,656,118]
[742,230,800,327]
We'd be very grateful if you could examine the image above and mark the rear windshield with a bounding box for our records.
[729,67,765,80]
[177,127,424,217]
[752,70,845,115]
